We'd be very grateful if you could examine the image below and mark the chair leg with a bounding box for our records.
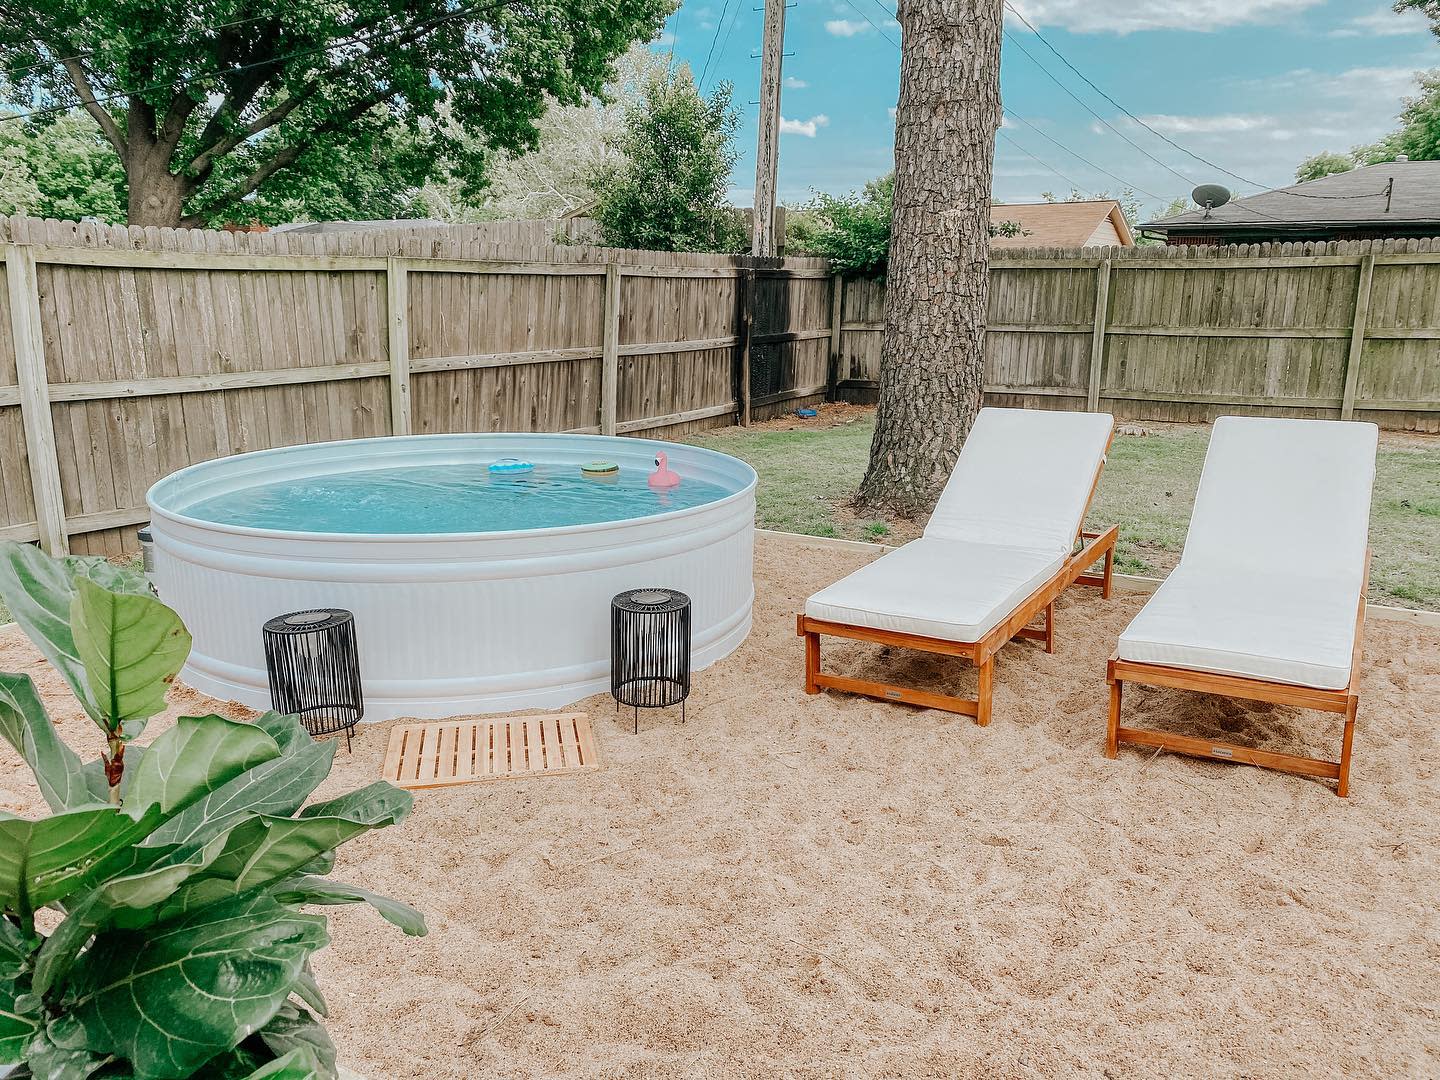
[1105,676,1122,758]
[975,656,994,727]
[1337,697,1357,798]
[803,631,821,695]
[1102,545,1114,600]
[1043,602,1055,654]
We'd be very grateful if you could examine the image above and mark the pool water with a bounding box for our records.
[183,462,734,534]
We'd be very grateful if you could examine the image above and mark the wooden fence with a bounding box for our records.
[836,238,1440,433]
[0,217,833,556]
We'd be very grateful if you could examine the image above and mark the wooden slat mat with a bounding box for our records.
[381,713,598,790]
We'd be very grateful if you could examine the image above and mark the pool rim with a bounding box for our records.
[146,431,758,544]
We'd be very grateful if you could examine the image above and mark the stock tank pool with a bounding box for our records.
[147,433,756,720]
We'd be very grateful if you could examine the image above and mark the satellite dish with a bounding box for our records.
[1191,183,1231,209]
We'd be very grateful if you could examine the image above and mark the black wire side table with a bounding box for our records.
[611,588,692,734]
[262,609,364,750]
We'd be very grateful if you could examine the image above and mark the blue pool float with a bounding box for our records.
[488,457,534,475]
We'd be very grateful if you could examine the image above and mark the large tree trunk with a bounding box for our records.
[124,106,194,228]
[856,0,1003,517]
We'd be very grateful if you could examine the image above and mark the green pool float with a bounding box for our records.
[580,460,619,478]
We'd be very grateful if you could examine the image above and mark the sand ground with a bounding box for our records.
[2,532,1437,1078]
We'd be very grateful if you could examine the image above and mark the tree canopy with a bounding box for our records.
[0,0,670,227]
[0,108,126,221]
[588,65,745,252]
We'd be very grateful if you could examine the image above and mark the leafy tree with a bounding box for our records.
[0,109,126,222]
[786,175,896,277]
[0,542,423,1080]
[786,172,1026,278]
[1296,69,1440,173]
[589,67,746,252]
[0,0,670,228]
[1295,151,1356,182]
[451,44,674,222]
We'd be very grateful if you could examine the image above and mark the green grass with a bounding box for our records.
[688,415,1440,611]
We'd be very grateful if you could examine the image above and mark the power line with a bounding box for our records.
[1002,108,1162,200]
[842,0,900,49]
[697,0,736,89]
[708,0,746,91]
[1001,28,1194,189]
[999,0,1385,201]
[996,131,1088,194]
[858,2,1160,202]
[0,7,476,126]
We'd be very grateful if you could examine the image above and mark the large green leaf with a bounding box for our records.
[0,542,95,718]
[299,782,412,827]
[145,714,335,850]
[256,1004,335,1080]
[70,576,191,738]
[238,1048,324,1080]
[30,832,231,998]
[161,813,391,918]
[0,804,164,914]
[17,1031,110,1080]
[274,876,426,937]
[63,892,328,1080]
[0,972,40,1063]
[0,672,104,813]
[127,715,280,815]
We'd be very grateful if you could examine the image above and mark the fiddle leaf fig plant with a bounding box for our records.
[0,541,425,1080]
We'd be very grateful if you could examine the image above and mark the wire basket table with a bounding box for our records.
[611,588,692,734]
[262,609,364,750]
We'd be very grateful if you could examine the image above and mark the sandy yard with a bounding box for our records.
[2,531,1438,1079]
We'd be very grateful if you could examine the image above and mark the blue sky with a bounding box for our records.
[654,0,1436,220]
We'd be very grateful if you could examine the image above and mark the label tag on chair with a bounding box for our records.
[1210,746,1234,758]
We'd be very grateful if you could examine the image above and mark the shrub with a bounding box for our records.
[0,542,424,1080]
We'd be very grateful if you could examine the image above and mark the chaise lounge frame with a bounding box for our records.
[1105,552,1369,797]
[797,429,1119,726]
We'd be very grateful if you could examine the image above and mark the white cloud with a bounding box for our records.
[887,106,897,121]
[780,114,830,137]
[1136,113,1271,134]
[1003,0,1322,34]
[825,18,870,37]
[1330,3,1430,38]
[652,31,675,47]
[784,76,808,89]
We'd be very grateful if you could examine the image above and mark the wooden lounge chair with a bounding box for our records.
[1106,416,1378,796]
[797,407,1119,724]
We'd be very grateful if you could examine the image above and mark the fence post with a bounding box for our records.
[386,257,411,435]
[1086,257,1112,414]
[826,273,845,401]
[600,260,621,436]
[1341,253,1375,421]
[736,268,754,427]
[5,245,67,555]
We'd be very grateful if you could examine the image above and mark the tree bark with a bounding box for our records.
[855,0,1003,517]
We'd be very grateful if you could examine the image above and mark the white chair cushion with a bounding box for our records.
[1117,569,1361,690]
[925,407,1114,558]
[804,538,1064,643]
[1182,416,1377,581]
[1117,416,1377,691]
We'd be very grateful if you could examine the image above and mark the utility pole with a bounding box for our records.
[751,0,786,256]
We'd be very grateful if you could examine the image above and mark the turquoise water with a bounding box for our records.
[182,462,734,534]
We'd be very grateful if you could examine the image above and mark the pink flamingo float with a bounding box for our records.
[648,451,681,490]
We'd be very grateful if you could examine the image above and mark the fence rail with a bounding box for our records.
[0,216,834,556]
[835,238,1440,432]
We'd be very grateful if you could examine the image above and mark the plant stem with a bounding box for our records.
[104,734,125,805]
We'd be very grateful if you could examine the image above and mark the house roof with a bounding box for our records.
[1142,160,1440,233]
[990,200,1134,248]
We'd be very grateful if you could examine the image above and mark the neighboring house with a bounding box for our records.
[989,200,1135,249]
[1142,160,1440,245]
